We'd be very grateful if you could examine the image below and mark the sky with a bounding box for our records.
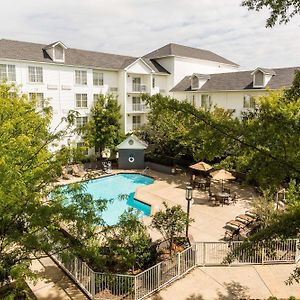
[0,0,300,70]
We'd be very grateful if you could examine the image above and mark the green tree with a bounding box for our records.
[241,0,300,27]
[82,94,123,158]
[100,210,152,273]
[139,94,235,164]
[0,83,104,294]
[151,202,193,255]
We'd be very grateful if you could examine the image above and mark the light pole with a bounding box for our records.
[185,185,193,238]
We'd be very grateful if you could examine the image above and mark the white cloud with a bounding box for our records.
[0,0,299,69]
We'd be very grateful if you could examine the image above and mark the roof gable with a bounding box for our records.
[124,58,154,74]
[43,41,67,50]
[117,134,148,150]
[144,43,239,66]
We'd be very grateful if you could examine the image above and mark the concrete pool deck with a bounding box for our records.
[58,168,256,242]
[151,264,300,299]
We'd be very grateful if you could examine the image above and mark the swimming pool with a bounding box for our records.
[73,173,153,226]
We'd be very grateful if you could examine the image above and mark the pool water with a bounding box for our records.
[78,173,153,225]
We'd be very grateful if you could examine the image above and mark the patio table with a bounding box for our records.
[217,192,230,205]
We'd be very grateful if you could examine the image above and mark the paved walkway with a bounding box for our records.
[152,264,300,300]
[27,256,88,300]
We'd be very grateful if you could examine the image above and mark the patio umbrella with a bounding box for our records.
[210,169,235,191]
[189,161,212,172]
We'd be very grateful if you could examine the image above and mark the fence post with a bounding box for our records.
[296,239,300,263]
[134,275,138,300]
[177,252,181,276]
[91,271,95,299]
[203,243,206,266]
[157,263,161,289]
[195,243,198,266]
[261,243,265,264]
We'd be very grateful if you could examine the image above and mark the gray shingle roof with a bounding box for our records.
[170,67,300,92]
[144,43,239,66]
[0,39,168,73]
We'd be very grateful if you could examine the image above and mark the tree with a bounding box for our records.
[241,0,300,27]
[151,202,194,255]
[139,94,235,164]
[142,73,300,190]
[100,210,152,273]
[0,83,104,294]
[82,94,124,158]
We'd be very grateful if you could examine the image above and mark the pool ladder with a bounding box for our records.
[142,166,149,174]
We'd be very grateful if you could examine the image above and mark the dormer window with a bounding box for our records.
[191,74,210,90]
[253,71,264,87]
[54,44,64,61]
[251,68,276,88]
[191,76,199,89]
[43,41,67,63]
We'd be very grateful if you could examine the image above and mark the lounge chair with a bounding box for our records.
[72,164,85,177]
[62,168,72,180]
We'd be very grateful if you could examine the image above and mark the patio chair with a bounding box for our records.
[61,168,72,180]
[72,164,85,177]
[224,187,231,194]
[204,177,211,191]
[229,192,238,204]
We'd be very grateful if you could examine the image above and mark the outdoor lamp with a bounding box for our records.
[185,185,193,238]
[186,185,193,201]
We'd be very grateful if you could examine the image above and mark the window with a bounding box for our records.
[0,64,16,81]
[76,116,88,128]
[93,94,100,103]
[75,94,88,108]
[201,95,211,109]
[132,96,141,111]
[75,70,87,85]
[243,95,256,108]
[253,71,264,87]
[29,92,44,108]
[28,66,43,83]
[132,77,142,92]
[54,45,64,61]
[191,76,199,89]
[77,142,88,156]
[93,70,103,86]
[132,115,141,129]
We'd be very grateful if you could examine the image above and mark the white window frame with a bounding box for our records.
[191,76,199,90]
[93,70,104,86]
[76,116,88,128]
[28,66,43,83]
[200,94,211,109]
[75,70,87,85]
[132,115,141,129]
[75,94,88,108]
[93,94,101,103]
[54,45,65,62]
[0,64,16,81]
[243,95,256,108]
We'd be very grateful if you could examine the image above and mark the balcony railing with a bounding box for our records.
[131,84,147,92]
[128,103,149,112]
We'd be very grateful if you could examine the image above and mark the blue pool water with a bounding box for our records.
[78,173,153,225]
